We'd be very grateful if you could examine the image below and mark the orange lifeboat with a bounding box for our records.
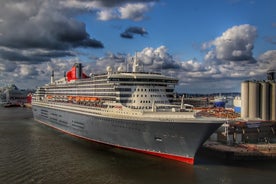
[89,97,99,101]
[75,96,80,102]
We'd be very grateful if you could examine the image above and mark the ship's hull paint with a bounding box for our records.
[32,105,222,165]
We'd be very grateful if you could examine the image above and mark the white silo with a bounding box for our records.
[271,82,276,121]
[248,81,260,120]
[241,81,249,119]
[260,82,270,120]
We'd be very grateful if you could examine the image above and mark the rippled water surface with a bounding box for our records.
[1,107,276,184]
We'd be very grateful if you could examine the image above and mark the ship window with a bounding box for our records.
[141,89,143,91]
[145,95,147,97]
[141,95,143,97]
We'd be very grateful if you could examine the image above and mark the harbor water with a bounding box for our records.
[1,107,276,184]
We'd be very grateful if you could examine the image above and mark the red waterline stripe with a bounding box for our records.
[35,119,194,165]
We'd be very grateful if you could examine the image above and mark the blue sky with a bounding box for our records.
[0,0,275,93]
[78,0,275,59]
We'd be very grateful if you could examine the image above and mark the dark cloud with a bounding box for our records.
[120,32,134,39]
[0,0,104,66]
[95,0,156,7]
[120,26,148,39]
[75,39,104,48]
[0,48,74,63]
[0,1,103,50]
[0,0,157,89]
[125,26,148,35]
[0,0,157,67]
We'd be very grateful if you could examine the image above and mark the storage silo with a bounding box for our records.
[241,81,249,119]
[248,81,260,120]
[271,82,276,121]
[260,81,270,120]
[267,70,276,81]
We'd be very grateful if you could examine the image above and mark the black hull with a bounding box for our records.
[32,104,223,164]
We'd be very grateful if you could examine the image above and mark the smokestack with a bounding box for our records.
[75,63,82,79]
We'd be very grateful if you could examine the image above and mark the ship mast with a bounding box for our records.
[132,53,139,72]
[51,70,55,84]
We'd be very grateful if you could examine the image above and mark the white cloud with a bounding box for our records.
[258,50,276,70]
[119,3,153,21]
[59,0,101,10]
[59,0,155,21]
[180,59,205,72]
[137,46,179,70]
[1,21,274,93]
[97,9,119,21]
[2,45,273,93]
[203,24,257,62]
[97,2,154,21]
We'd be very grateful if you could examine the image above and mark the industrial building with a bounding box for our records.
[241,70,276,121]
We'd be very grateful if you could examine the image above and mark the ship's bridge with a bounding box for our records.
[108,72,178,111]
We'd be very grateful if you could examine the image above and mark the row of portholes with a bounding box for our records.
[133,94,165,98]
[135,88,164,92]
[127,106,152,109]
[133,94,147,97]
[132,100,166,104]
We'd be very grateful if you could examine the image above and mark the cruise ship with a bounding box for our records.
[32,57,225,164]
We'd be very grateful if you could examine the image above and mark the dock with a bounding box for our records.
[203,141,276,160]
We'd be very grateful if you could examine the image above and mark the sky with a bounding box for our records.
[0,0,275,93]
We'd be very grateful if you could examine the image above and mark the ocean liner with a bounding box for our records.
[32,57,225,164]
